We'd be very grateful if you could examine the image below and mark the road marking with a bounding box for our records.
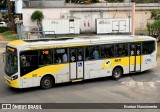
[156,80,160,83]
[121,82,125,84]
[129,81,136,87]
[148,82,156,89]
[137,82,144,89]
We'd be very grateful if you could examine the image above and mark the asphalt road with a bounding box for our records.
[0,43,160,112]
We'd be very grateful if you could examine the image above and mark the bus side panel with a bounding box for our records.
[20,64,69,88]
[84,60,101,79]
[53,64,70,84]
[101,57,130,75]
[84,60,111,79]
[136,56,141,71]
[32,77,42,87]
[21,78,33,88]
[130,56,135,72]
[84,57,130,80]
[141,52,157,71]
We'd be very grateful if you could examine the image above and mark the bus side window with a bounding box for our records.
[39,49,53,65]
[21,55,30,67]
[85,47,90,60]
[70,49,76,62]
[85,46,99,60]
[115,44,128,57]
[20,50,38,76]
[54,48,68,64]
[101,44,114,58]
[77,48,83,61]
[92,46,99,59]
[130,45,135,56]
[121,44,128,56]
[20,51,38,67]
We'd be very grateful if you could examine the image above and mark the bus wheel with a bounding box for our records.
[112,67,122,80]
[40,76,53,89]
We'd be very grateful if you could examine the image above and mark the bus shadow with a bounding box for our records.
[7,86,41,94]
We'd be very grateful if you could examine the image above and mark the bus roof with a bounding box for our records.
[7,35,156,49]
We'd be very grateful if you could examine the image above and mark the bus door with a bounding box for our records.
[69,48,84,80]
[129,43,141,72]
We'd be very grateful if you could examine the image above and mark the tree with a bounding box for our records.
[135,0,159,3]
[151,9,160,20]
[147,9,160,36]
[31,10,44,30]
[0,0,7,8]
[6,0,16,31]
[147,20,160,36]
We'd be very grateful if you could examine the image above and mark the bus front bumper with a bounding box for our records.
[4,76,19,88]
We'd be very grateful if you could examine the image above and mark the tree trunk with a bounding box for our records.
[6,0,16,32]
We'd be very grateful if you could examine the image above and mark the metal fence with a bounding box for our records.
[22,26,55,39]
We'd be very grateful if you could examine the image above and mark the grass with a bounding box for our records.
[2,31,18,41]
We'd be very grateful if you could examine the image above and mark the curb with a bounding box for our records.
[0,41,10,43]
[0,49,5,54]
[157,58,160,63]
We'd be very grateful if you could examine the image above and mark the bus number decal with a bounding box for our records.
[42,50,49,54]
[114,59,121,62]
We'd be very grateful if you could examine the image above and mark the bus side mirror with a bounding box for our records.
[2,52,5,63]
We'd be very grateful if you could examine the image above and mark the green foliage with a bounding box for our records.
[0,27,9,33]
[31,10,44,29]
[147,9,160,35]
[2,31,17,40]
[151,9,160,20]
[2,31,14,35]
[0,0,7,8]
[147,20,160,35]
[135,0,158,3]
[31,10,44,22]
[135,0,159,3]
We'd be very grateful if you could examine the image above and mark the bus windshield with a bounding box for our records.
[5,48,18,76]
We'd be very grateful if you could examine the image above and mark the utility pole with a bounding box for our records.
[129,0,131,35]
[6,0,16,31]
[131,0,135,36]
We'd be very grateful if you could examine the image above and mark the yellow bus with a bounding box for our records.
[4,35,157,89]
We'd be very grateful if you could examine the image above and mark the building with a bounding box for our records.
[22,1,160,34]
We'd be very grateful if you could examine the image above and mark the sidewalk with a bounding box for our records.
[0,41,9,54]
[0,41,10,43]
[0,48,5,54]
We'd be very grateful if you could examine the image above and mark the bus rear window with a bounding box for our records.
[142,41,155,55]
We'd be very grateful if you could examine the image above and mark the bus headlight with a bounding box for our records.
[11,75,18,80]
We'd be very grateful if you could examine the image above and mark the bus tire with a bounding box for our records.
[40,76,54,89]
[112,67,123,80]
